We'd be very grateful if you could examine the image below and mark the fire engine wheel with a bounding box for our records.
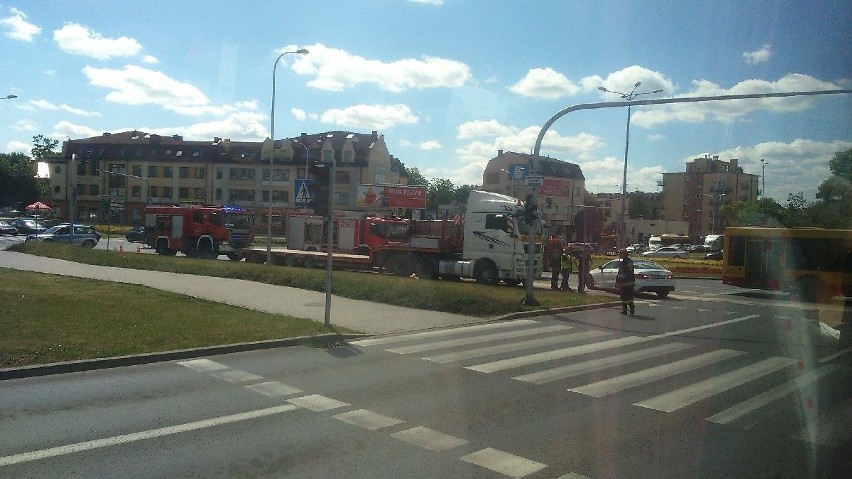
[413,258,435,280]
[197,241,218,259]
[387,254,413,277]
[474,260,499,285]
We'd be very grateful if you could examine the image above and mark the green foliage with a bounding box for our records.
[0,152,40,208]
[828,148,852,183]
[30,134,59,162]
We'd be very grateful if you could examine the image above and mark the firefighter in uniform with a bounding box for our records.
[560,252,573,291]
[547,236,563,290]
[616,248,636,316]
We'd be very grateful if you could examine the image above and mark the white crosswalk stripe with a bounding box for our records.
[514,342,696,385]
[569,349,745,398]
[635,356,796,413]
[423,330,610,364]
[386,324,571,354]
[350,320,539,347]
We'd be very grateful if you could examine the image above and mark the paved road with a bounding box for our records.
[2,293,849,478]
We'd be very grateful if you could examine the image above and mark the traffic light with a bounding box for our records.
[308,164,330,217]
[523,193,538,225]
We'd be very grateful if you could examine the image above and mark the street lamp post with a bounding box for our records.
[598,82,662,249]
[1,94,16,100]
[760,158,769,221]
[267,48,309,265]
[704,193,726,235]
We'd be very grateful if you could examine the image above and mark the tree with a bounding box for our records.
[828,148,852,183]
[404,167,428,187]
[428,178,455,213]
[0,152,40,208]
[31,134,59,162]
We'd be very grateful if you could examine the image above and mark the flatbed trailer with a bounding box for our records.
[238,246,374,270]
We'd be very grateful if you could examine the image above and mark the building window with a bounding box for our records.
[132,165,142,177]
[228,189,256,201]
[164,167,173,178]
[194,188,205,200]
[334,191,349,206]
[179,187,189,199]
[148,166,157,178]
[148,186,157,197]
[179,167,189,178]
[195,167,206,179]
[131,185,141,198]
[229,168,255,180]
[89,184,99,195]
[215,189,222,201]
[163,187,172,198]
[216,167,224,179]
[343,150,354,163]
[335,170,350,183]
[322,148,334,163]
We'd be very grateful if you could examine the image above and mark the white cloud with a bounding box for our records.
[141,55,159,64]
[6,140,31,153]
[54,23,143,60]
[289,43,472,92]
[0,8,40,41]
[690,139,852,201]
[419,140,442,150]
[83,65,226,115]
[320,104,419,129]
[60,104,100,117]
[456,120,516,140]
[29,99,59,110]
[509,68,581,100]
[291,108,307,121]
[584,65,675,97]
[52,121,100,139]
[409,0,444,5]
[743,44,772,65]
[12,119,38,132]
[631,74,841,128]
[648,134,665,141]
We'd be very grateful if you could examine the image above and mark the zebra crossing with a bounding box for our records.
[350,318,852,447]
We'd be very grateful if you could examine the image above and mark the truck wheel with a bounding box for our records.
[387,254,413,277]
[413,258,435,279]
[474,260,498,285]
[198,241,218,259]
[503,279,521,287]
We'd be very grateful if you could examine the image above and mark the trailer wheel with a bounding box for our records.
[503,279,521,287]
[474,260,499,285]
[387,254,413,277]
[156,239,176,256]
[226,253,241,261]
[413,258,435,279]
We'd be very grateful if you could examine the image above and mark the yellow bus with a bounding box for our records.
[722,227,852,302]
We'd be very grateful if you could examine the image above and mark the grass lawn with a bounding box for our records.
[0,268,338,368]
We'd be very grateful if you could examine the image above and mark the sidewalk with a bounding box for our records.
[0,251,508,336]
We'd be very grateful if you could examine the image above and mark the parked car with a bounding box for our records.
[626,244,646,253]
[0,220,18,235]
[641,246,689,259]
[10,218,47,235]
[125,226,147,243]
[586,259,676,298]
[705,250,723,260]
[25,223,101,248]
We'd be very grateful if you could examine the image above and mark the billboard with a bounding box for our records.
[539,178,571,197]
[357,185,426,209]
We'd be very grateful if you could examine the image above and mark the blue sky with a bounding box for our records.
[1,0,850,201]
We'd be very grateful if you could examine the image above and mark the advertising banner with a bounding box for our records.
[539,178,571,197]
[357,185,426,209]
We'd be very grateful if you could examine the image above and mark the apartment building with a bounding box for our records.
[47,130,407,232]
[481,150,585,237]
[661,155,758,238]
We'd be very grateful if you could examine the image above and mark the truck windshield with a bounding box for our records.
[208,211,224,226]
[225,213,253,230]
[383,223,410,241]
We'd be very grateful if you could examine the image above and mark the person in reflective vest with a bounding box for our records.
[560,252,573,291]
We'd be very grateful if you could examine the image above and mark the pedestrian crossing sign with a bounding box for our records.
[295,179,313,208]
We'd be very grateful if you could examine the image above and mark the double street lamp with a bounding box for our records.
[598,82,662,248]
[267,48,309,265]
[704,193,727,235]
[2,94,16,100]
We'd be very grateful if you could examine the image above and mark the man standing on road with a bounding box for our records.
[616,248,636,316]
[547,236,563,290]
[560,251,573,291]
[577,246,590,294]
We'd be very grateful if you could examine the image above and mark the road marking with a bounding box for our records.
[570,349,744,398]
[707,365,840,426]
[210,370,265,383]
[287,394,350,412]
[0,404,300,467]
[555,473,592,479]
[390,426,468,451]
[387,324,571,354]
[423,330,610,364]
[350,320,539,347]
[635,356,796,413]
[245,381,303,397]
[514,343,695,385]
[176,358,228,372]
[818,346,852,364]
[333,409,404,430]
[466,336,647,373]
[460,447,547,478]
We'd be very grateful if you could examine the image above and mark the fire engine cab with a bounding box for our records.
[145,205,253,259]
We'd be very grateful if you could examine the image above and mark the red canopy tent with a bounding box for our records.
[26,201,52,211]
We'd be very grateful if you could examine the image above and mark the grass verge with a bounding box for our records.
[0,268,339,368]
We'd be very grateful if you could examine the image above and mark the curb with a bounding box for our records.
[0,332,365,381]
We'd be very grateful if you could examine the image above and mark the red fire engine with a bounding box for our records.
[144,205,253,259]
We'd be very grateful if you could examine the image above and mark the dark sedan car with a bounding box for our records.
[125,226,148,243]
[10,218,47,235]
[0,220,18,235]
